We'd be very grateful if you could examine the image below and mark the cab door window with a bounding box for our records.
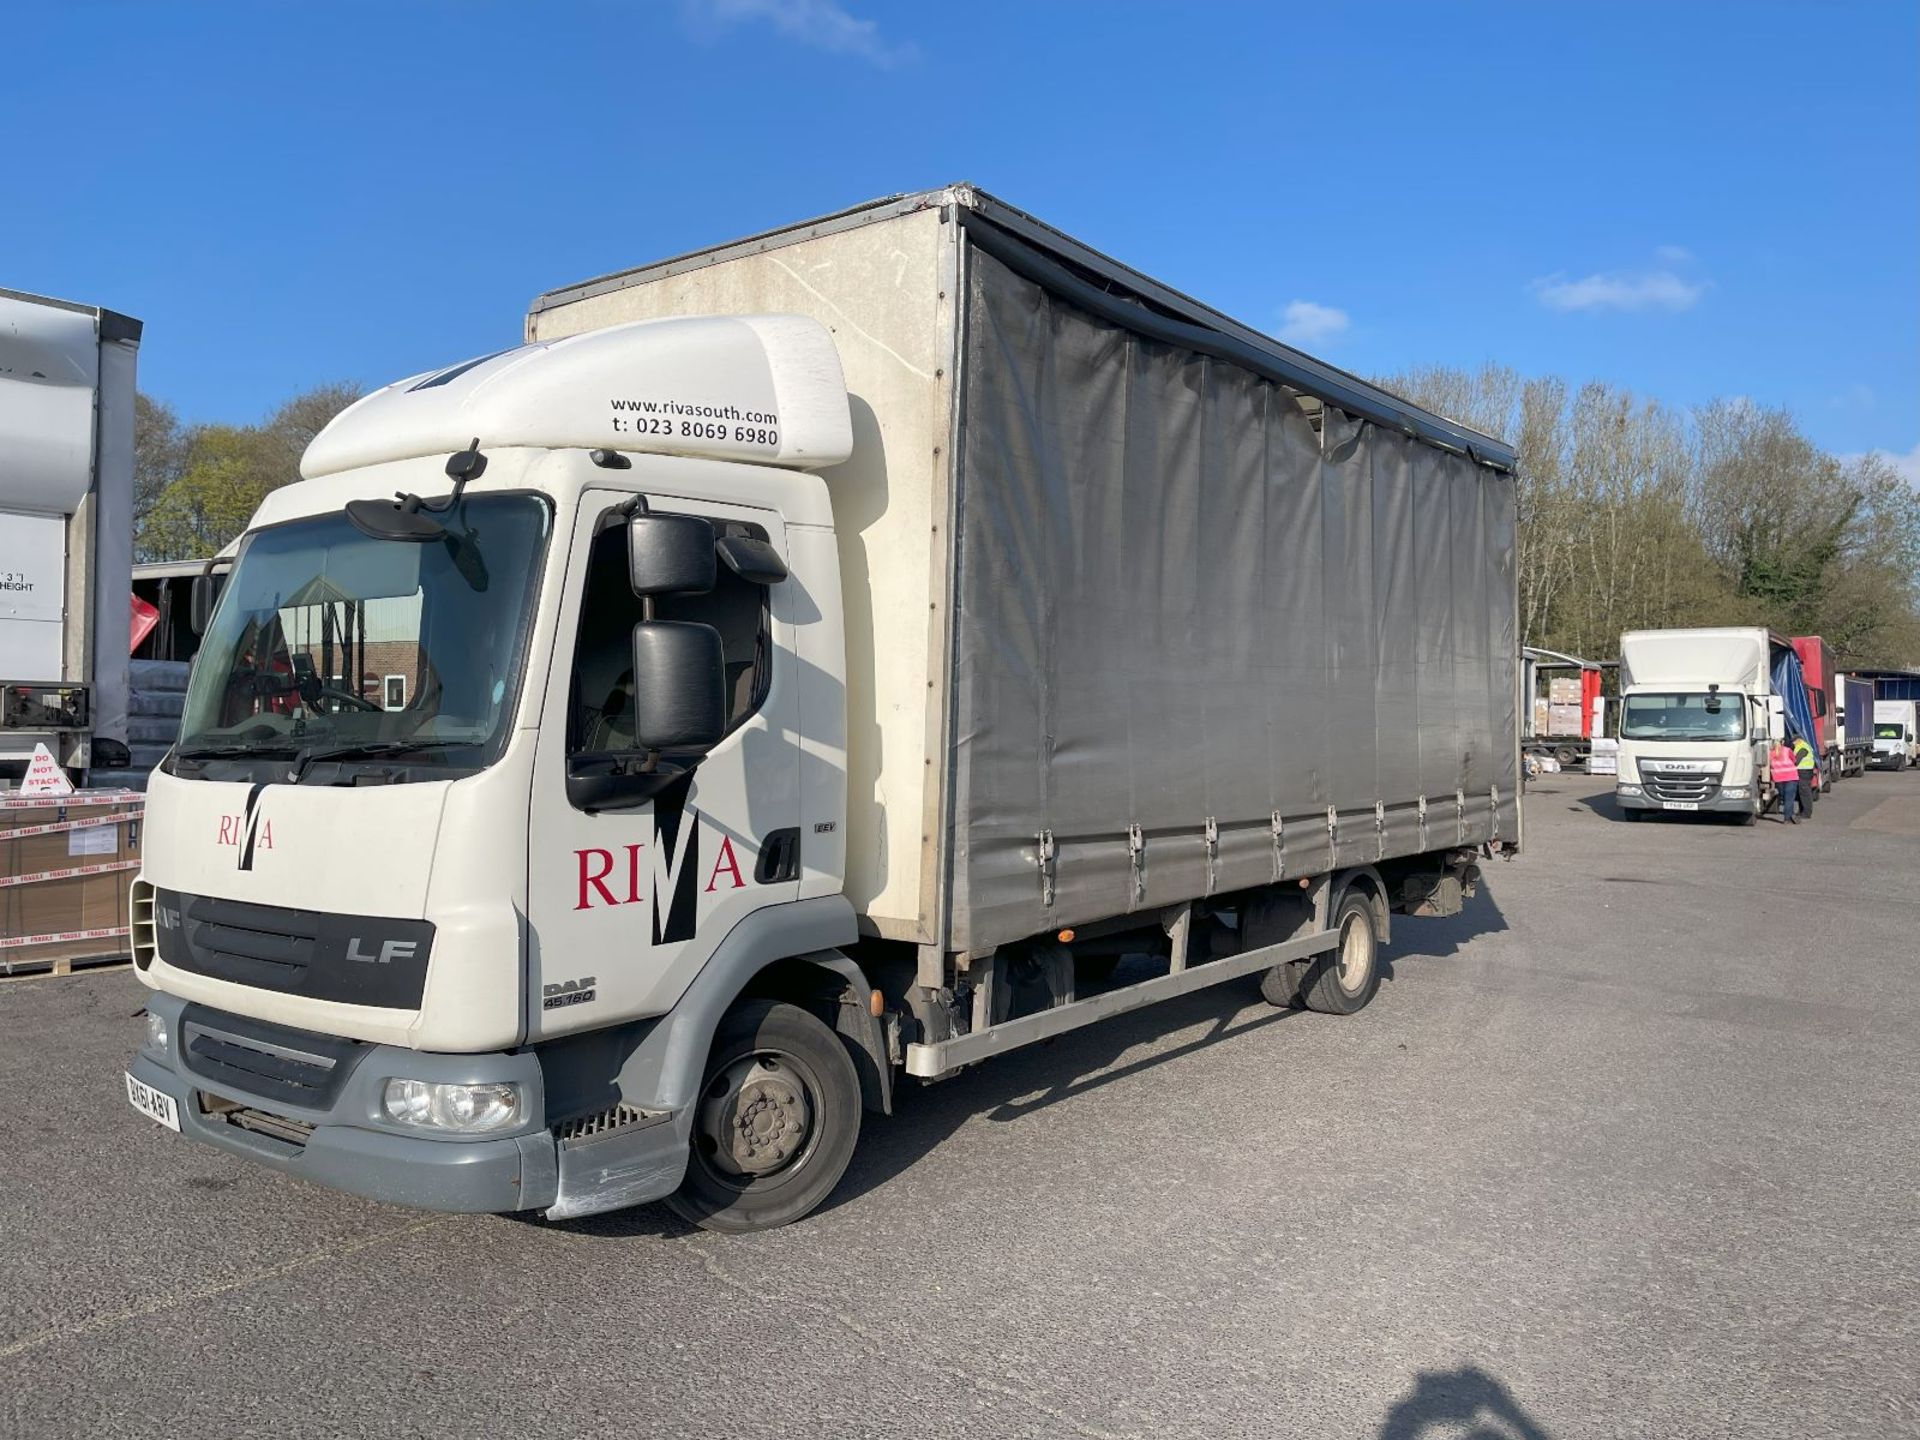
[567,515,771,757]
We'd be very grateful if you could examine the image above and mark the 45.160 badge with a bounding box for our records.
[543,976,597,1010]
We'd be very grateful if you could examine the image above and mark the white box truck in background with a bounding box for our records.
[1871,700,1918,770]
[124,186,1521,1231]
[1614,627,1803,824]
[0,286,141,783]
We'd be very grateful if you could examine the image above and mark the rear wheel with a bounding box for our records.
[1299,891,1383,1016]
[667,999,861,1234]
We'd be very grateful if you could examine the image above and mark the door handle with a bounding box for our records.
[755,828,801,884]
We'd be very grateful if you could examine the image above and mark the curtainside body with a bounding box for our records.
[528,185,1523,955]
[1835,675,1875,777]
[1790,636,1837,785]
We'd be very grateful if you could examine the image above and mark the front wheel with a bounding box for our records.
[667,999,862,1233]
[1299,891,1383,1015]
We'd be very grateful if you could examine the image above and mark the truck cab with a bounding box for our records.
[1614,629,1788,823]
[127,315,872,1227]
[1871,700,1918,770]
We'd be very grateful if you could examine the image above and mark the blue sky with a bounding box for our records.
[8,1,1916,479]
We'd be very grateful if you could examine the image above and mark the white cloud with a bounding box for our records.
[1276,300,1349,347]
[687,0,917,67]
[1531,248,1708,314]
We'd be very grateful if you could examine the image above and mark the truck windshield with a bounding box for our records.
[1619,692,1748,742]
[175,496,550,778]
[1876,724,1904,740]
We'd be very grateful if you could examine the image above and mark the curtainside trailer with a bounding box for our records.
[125,185,1521,1230]
[1835,675,1875,778]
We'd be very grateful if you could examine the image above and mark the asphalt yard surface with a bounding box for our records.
[4,772,1918,1438]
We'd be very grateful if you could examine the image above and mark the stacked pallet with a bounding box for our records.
[0,788,143,976]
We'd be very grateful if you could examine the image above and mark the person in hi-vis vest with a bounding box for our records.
[1769,740,1803,824]
[1791,734,1818,821]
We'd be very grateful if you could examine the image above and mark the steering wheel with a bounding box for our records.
[308,685,383,714]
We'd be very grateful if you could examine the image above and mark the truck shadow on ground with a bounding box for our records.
[555,888,1506,1240]
[1571,789,1771,827]
[1377,1366,1553,1439]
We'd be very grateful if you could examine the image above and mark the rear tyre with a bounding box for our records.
[1258,959,1309,1009]
[667,999,862,1234]
[1299,891,1383,1016]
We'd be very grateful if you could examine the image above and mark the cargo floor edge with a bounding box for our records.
[905,927,1340,1078]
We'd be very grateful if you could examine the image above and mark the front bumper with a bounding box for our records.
[132,991,561,1214]
[1615,786,1756,815]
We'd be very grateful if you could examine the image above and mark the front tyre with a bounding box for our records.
[1299,891,1383,1016]
[667,999,861,1234]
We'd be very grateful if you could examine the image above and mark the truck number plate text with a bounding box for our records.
[125,1072,180,1132]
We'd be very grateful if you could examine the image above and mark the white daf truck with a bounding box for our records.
[125,187,1522,1230]
[1614,627,1799,824]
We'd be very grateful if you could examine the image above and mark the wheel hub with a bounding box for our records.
[1336,913,1372,991]
[698,1056,812,1178]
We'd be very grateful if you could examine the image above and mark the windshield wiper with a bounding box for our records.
[286,739,469,782]
[171,742,304,776]
[175,742,301,760]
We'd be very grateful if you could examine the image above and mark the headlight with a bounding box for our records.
[1616,784,1642,797]
[382,1079,522,1134]
[1721,786,1749,799]
[144,1010,170,1055]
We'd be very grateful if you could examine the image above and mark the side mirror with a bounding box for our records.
[632,621,726,750]
[629,514,716,597]
[189,572,224,634]
[1766,695,1786,743]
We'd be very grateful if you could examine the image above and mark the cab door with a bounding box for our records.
[526,488,799,1037]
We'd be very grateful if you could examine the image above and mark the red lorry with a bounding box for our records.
[1791,635,1838,789]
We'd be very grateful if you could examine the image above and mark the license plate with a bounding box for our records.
[1661,801,1700,811]
[125,1072,180,1132]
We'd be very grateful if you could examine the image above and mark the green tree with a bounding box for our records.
[132,393,189,558]
[1375,364,1920,664]
[134,381,362,561]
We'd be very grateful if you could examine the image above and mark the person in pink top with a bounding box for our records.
[1768,740,1803,824]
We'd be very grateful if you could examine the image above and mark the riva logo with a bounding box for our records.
[572,792,746,944]
[543,976,597,1010]
[215,814,273,849]
[346,937,419,966]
